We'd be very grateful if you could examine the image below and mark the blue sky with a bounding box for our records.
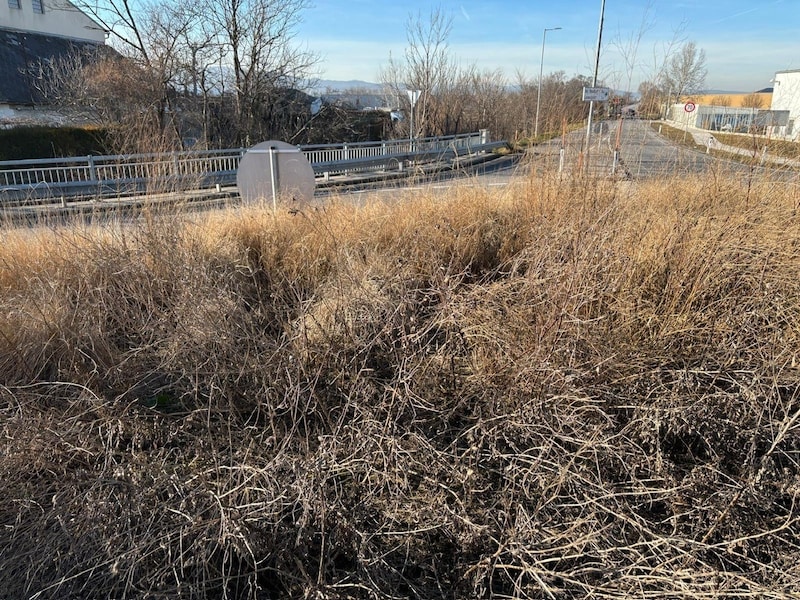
[296,0,799,92]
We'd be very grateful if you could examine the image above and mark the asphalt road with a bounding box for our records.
[523,118,800,184]
[615,119,717,178]
[525,118,715,178]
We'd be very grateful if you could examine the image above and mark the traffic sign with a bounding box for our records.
[237,140,316,209]
[582,87,610,102]
[684,102,696,113]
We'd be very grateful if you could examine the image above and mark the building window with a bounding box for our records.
[32,0,44,12]
[8,0,21,9]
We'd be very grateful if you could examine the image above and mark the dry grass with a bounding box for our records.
[652,123,800,166]
[2,168,800,599]
[711,133,800,161]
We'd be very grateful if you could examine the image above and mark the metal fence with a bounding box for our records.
[0,131,495,203]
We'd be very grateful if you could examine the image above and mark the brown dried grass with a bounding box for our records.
[2,170,800,598]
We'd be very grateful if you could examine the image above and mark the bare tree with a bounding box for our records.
[659,41,707,100]
[32,45,175,153]
[608,1,655,95]
[156,6,228,148]
[65,0,150,58]
[711,94,732,107]
[56,0,211,149]
[636,80,664,118]
[503,70,592,142]
[462,68,509,137]
[61,0,316,147]
[380,7,465,138]
[200,0,317,145]
[525,73,594,142]
[741,93,765,109]
[627,20,690,116]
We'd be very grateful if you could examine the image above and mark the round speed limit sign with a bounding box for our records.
[684,101,696,113]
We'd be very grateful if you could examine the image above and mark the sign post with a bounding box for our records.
[237,140,316,210]
[407,89,421,150]
[683,101,696,142]
[583,86,610,172]
[583,0,607,174]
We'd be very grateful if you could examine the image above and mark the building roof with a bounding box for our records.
[320,91,393,111]
[0,27,102,105]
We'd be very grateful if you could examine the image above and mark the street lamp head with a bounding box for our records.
[546,26,562,32]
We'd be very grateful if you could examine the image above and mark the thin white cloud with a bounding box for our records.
[709,0,785,25]
[709,7,761,25]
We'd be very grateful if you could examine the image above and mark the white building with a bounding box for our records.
[1,0,105,44]
[769,69,800,141]
[666,103,789,135]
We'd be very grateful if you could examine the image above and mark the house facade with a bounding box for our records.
[1,0,105,44]
[769,70,800,141]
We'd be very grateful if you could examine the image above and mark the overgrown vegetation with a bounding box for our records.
[2,169,800,598]
[712,132,800,161]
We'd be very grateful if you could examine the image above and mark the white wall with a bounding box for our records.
[667,104,700,128]
[769,70,800,141]
[0,0,105,43]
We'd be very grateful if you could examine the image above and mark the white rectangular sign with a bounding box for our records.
[582,87,610,102]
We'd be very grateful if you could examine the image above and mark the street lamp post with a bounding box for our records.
[535,26,561,140]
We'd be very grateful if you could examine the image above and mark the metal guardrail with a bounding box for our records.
[0,131,499,203]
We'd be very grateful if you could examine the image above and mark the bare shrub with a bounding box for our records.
[2,172,800,598]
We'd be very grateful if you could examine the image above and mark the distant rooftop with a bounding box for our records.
[318,91,393,111]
